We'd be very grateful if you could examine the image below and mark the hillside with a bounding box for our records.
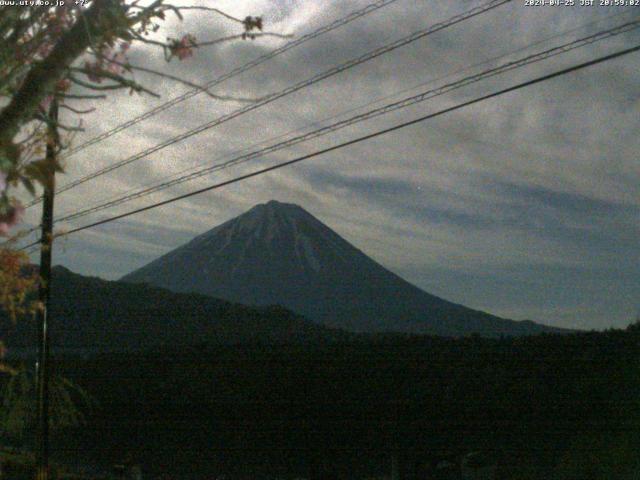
[123,200,567,337]
[2,266,352,352]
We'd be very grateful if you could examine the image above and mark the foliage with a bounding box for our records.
[53,326,639,478]
[9,268,635,478]
[0,1,282,231]
[0,2,283,453]
[0,247,40,375]
[2,266,351,351]
[0,368,96,443]
[0,248,40,323]
[0,255,95,447]
[0,0,285,403]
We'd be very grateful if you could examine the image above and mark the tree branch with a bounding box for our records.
[0,0,153,153]
[60,104,96,115]
[69,75,130,91]
[100,57,262,103]
[0,2,104,146]
[60,93,108,100]
[71,68,160,97]
[198,31,293,47]
[160,5,243,23]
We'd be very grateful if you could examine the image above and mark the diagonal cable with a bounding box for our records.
[17,42,638,253]
[54,19,640,225]
[65,9,636,219]
[34,0,512,203]
[62,0,404,160]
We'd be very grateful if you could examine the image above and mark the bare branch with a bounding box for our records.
[129,29,292,56]
[54,122,85,133]
[101,57,263,103]
[0,0,131,146]
[130,30,168,49]
[197,32,293,47]
[160,5,243,23]
[126,0,164,27]
[69,75,129,91]
[15,122,44,146]
[60,93,108,100]
[70,70,160,97]
[60,104,96,115]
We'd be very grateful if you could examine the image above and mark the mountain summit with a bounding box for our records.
[122,200,560,336]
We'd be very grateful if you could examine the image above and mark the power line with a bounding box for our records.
[13,11,637,245]
[52,19,640,226]
[62,0,403,159]
[61,9,636,221]
[20,44,639,251]
[30,0,512,204]
[23,0,401,211]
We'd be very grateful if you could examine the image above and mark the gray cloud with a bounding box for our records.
[22,0,640,330]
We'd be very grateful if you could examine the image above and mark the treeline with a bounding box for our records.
[43,324,640,479]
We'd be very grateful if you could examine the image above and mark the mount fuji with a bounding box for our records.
[122,200,562,337]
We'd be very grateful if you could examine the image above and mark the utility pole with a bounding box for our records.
[390,399,401,480]
[35,97,58,480]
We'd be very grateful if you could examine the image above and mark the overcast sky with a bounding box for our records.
[20,0,640,330]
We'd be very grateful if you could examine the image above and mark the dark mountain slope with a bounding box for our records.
[2,266,352,352]
[122,200,565,337]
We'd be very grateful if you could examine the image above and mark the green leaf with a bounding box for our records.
[20,176,36,196]
[52,158,65,174]
[0,142,19,171]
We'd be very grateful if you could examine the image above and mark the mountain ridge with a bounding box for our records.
[122,200,566,337]
[1,265,355,353]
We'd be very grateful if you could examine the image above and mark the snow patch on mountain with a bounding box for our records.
[121,200,563,337]
[297,233,320,272]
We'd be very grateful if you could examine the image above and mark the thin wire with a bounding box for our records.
[35,0,512,203]
[53,19,640,226]
[63,0,403,159]
[20,44,640,252]
[61,9,636,220]
[13,11,637,246]
[21,0,402,210]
